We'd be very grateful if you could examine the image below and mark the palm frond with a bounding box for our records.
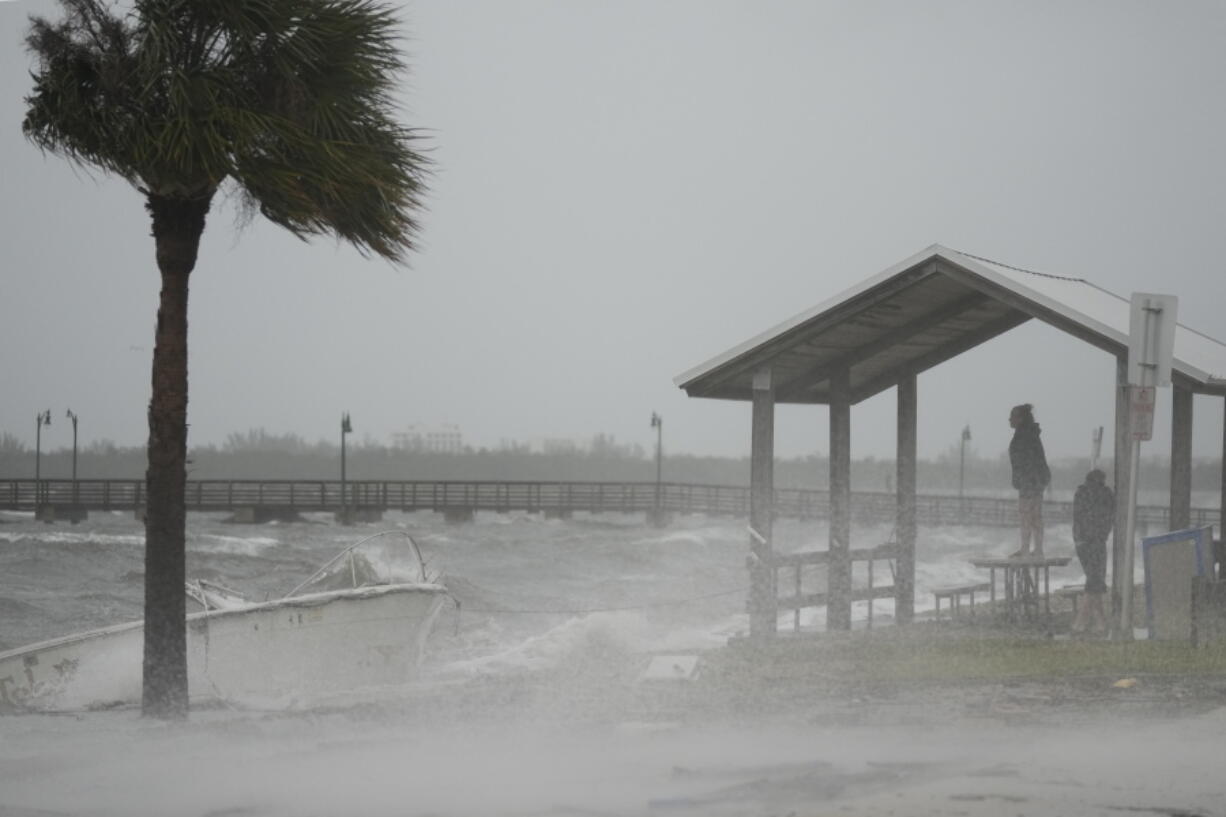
[24,0,429,261]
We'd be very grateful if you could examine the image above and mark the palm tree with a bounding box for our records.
[23,0,428,719]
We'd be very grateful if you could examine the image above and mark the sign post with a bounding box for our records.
[1119,293,1177,639]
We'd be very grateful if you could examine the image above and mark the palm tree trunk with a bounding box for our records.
[141,192,212,719]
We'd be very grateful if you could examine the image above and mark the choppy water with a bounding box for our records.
[0,508,1072,660]
[0,508,1083,719]
[16,509,1193,817]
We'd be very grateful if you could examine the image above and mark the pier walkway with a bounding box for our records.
[0,478,1214,528]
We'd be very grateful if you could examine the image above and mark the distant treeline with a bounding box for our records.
[1,429,1219,498]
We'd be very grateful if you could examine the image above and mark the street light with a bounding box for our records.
[959,424,972,516]
[650,412,663,517]
[340,412,352,518]
[66,409,79,503]
[34,409,51,504]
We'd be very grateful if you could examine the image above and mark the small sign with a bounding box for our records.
[1128,293,1178,387]
[1130,385,1156,440]
[1143,526,1211,640]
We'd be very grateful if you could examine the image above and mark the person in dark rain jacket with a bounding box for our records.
[1072,468,1114,634]
[1008,403,1051,557]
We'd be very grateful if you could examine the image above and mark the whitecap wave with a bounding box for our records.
[0,530,144,547]
[197,534,282,555]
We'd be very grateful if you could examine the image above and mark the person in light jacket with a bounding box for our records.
[1008,403,1051,558]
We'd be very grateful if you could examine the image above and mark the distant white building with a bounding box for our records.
[391,424,464,454]
[495,436,588,454]
[539,437,580,455]
[492,434,640,457]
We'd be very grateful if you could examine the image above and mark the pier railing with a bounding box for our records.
[0,478,1214,530]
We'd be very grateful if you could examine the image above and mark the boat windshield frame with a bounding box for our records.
[284,530,432,599]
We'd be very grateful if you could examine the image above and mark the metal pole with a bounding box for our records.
[959,425,970,521]
[1117,291,1173,639]
[35,415,42,486]
[1119,438,1142,639]
[650,412,662,517]
[959,438,965,502]
[67,409,79,504]
[655,417,662,509]
[341,413,349,515]
[34,410,50,504]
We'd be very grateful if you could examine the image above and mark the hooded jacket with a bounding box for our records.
[1009,421,1051,494]
[1073,479,1115,544]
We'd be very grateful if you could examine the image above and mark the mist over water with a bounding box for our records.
[1,510,1219,816]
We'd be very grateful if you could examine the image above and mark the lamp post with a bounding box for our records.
[340,412,352,521]
[34,409,51,506]
[66,409,79,503]
[959,424,971,518]
[650,412,663,521]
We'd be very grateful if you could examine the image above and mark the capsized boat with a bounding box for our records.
[0,530,450,712]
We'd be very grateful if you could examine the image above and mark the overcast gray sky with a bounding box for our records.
[3,0,1225,464]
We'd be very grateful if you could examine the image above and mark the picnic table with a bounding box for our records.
[969,554,1072,624]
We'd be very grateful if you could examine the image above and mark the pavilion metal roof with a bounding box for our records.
[675,244,1226,404]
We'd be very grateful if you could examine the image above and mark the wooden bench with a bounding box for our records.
[933,582,991,619]
[1053,584,1086,616]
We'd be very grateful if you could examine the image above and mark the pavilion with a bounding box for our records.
[675,244,1226,637]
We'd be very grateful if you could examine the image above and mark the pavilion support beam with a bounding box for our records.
[748,367,776,640]
[1220,396,1226,578]
[828,367,852,630]
[1111,356,1132,636]
[895,373,917,624]
[1170,385,1193,531]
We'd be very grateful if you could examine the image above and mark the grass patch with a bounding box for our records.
[849,638,1226,682]
[721,634,1226,685]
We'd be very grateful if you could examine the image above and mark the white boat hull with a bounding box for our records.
[0,583,448,712]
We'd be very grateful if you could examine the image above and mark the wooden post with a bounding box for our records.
[1170,385,1193,531]
[1220,395,1226,578]
[749,367,776,640]
[828,368,852,630]
[1112,356,1132,634]
[896,373,917,624]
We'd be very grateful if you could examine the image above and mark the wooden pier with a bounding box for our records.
[0,478,1214,529]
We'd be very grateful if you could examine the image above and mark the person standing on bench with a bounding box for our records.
[1008,403,1051,558]
[1072,468,1114,635]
